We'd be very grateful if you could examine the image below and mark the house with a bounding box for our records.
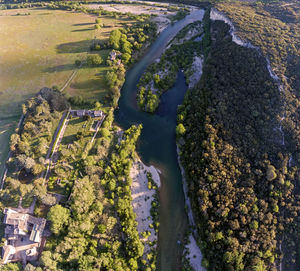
[109,50,121,61]
[93,110,103,118]
[109,51,117,61]
[1,208,46,265]
[76,110,86,117]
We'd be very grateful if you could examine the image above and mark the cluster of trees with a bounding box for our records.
[107,21,156,65]
[40,122,155,270]
[170,8,190,23]
[103,22,156,107]
[109,29,132,64]
[0,89,69,208]
[105,62,126,107]
[137,22,203,113]
[7,94,61,177]
[94,17,103,30]
[178,17,299,271]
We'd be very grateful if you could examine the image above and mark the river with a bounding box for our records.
[114,9,204,271]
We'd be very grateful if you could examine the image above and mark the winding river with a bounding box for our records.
[114,9,204,271]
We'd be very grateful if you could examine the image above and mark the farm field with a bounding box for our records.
[0,7,134,176]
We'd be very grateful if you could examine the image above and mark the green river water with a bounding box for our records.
[114,9,204,271]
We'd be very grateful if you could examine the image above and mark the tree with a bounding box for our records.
[176,123,186,136]
[32,163,44,175]
[41,193,56,206]
[10,133,20,152]
[121,53,131,64]
[75,59,81,67]
[0,263,22,271]
[266,165,277,181]
[71,177,95,218]
[24,157,36,173]
[40,251,57,270]
[109,29,122,50]
[47,204,70,235]
[87,54,103,66]
[100,128,110,138]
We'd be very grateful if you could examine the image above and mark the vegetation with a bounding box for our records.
[213,1,300,270]
[0,1,158,179]
[178,10,299,271]
[40,124,154,270]
[137,21,203,112]
[0,88,68,208]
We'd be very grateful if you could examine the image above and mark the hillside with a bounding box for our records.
[177,1,300,271]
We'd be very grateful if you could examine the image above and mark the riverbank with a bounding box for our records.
[177,146,206,271]
[130,156,161,257]
[114,8,206,270]
[136,14,204,113]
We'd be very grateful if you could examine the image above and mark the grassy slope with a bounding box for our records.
[0,7,132,175]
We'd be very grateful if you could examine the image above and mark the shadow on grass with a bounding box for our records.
[43,64,75,73]
[72,28,93,32]
[73,23,94,26]
[70,79,100,90]
[69,117,84,126]
[56,40,92,54]
[62,134,77,145]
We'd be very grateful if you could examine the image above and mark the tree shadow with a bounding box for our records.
[73,23,94,26]
[69,117,84,125]
[43,64,75,73]
[72,28,93,32]
[70,79,100,90]
[56,40,92,54]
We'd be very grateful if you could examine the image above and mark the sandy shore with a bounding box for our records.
[86,2,175,34]
[185,234,206,271]
[189,56,203,88]
[130,157,161,256]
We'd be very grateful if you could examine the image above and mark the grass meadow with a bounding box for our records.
[0,7,134,176]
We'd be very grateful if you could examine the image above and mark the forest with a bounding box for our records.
[177,7,299,271]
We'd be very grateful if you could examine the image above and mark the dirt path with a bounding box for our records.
[60,64,82,92]
[90,118,105,144]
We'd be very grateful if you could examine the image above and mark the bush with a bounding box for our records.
[75,59,81,67]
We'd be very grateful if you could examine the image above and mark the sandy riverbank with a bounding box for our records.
[86,2,176,34]
[189,56,203,89]
[130,156,161,255]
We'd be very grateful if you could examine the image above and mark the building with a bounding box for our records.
[93,110,103,117]
[76,109,86,117]
[109,50,121,61]
[2,208,46,265]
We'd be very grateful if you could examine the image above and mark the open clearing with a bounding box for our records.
[0,7,134,175]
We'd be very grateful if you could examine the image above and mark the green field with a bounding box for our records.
[0,7,132,175]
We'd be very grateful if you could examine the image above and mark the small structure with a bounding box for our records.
[70,109,105,119]
[93,110,103,118]
[76,109,86,117]
[109,50,121,61]
[1,208,46,265]
[109,51,117,61]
